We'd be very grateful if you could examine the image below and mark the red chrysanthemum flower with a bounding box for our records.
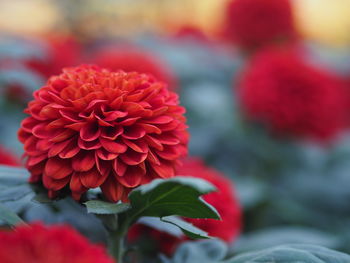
[92,47,177,90]
[239,48,348,140]
[0,145,19,167]
[224,0,296,49]
[128,157,242,255]
[18,65,188,202]
[0,223,114,263]
[27,35,81,78]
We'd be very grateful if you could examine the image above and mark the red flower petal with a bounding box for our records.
[150,161,175,178]
[80,122,101,141]
[79,168,108,188]
[59,142,80,159]
[120,150,147,165]
[122,138,148,153]
[101,176,125,202]
[44,157,72,179]
[101,126,124,140]
[43,174,70,191]
[100,138,127,153]
[72,151,95,172]
[144,135,164,151]
[146,115,173,124]
[70,173,88,199]
[116,166,145,187]
[48,138,74,157]
[78,138,101,150]
[96,148,119,161]
[113,158,127,177]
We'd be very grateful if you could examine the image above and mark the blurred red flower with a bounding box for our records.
[239,48,347,140]
[224,0,296,49]
[2,35,81,105]
[18,65,188,202]
[27,35,81,78]
[92,47,177,90]
[0,223,113,263]
[179,158,242,242]
[128,157,242,255]
[173,25,211,43]
[0,145,19,167]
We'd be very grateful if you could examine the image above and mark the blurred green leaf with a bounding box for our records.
[233,227,340,253]
[0,203,26,227]
[31,193,53,204]
[0,184,32,202]
[161,239,227,263]
[226,244,350,263]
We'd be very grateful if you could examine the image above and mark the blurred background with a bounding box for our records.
[1,0,350,258]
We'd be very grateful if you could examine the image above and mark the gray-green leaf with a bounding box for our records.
[226,244,350,263]
[161,216,210,239]
[0,203,26,227]
[84,200,131,215]
[161,239,227,263]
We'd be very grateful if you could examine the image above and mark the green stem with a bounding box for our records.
[107,218,130,263]
[108,230,125,262]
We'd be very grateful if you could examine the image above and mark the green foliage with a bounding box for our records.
[165,243,350,263]
[161,216,210,239]
[0,166,34,214]
[127,177,220,220]
[0,203,26,227]
[161,240,227,263]
[85,177,220,240]
[85,200,131,215]
[227,244,350,263]
[233,227,340,254]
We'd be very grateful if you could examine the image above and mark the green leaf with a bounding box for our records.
[226,244,350,263]
[161,239,227,263]
[31,193,53,204]
[128,177,220,221]
[0,184,33,202]
[233,227,340,253]
[138,216,210,239]
[0,166,30,185]
[84,200,131,215]
[138,216,183,237]
[0,166,35,211]
[0,203,26,227]
[161,216,210,239]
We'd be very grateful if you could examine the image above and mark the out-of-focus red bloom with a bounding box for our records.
[5,84,32,105]
[128,157,242,255]
[92,47,177,90]
[224,0,296,49]
[173,25,211,43]
[2,36,81,105]
[18,65,188,202]
[27,35,81,78]
[0,223,114,263]
[239,48,347,140]
[342,77,350,124]
[179,158,242,242]
[0,145,19,167]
